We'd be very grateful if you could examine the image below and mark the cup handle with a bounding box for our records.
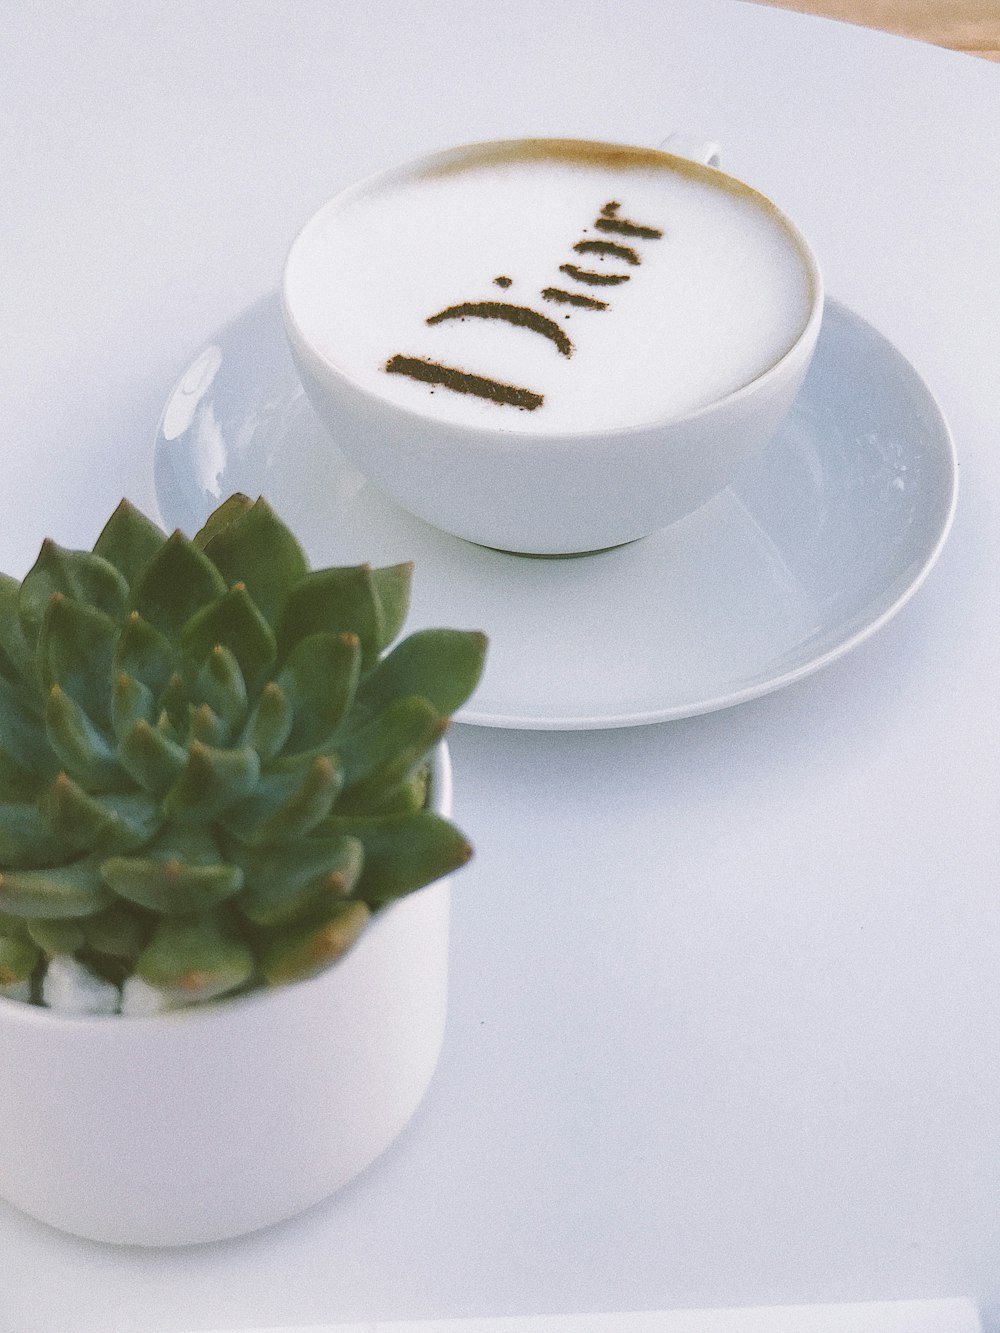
[658,133,721,168]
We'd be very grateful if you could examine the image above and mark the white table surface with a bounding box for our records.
[1,2,999,1330]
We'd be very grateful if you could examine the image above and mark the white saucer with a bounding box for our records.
[154,294,956,730]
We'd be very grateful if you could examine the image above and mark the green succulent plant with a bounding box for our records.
[0,495,486,1010]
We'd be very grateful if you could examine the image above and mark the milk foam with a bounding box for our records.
[285,144,815,434]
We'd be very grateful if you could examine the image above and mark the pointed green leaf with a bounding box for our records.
[319,809,472,903]
[45,686,123,790]
[36,595,118,728]
[238,835,364,927]
[0,800,65,868]
[0,911,30,940]
[103,856,242,915]
[113,611,175,699]
[180,583,276,695]
[352,628,487,725]
[260,754,342,841]
[39,773,111,852]
[199,496,310,626]
[27,916,86,957]
[80,900,152,959]
[277,631,360,752]
[336,695,446,815]
[19,541,128,638]
[155,708,181,743]
[0,934,41,986]
[238,681,293,763]
[118,718,187,795]
[192,494,254,550]
[111,671,155,742]
[193,647,247,733]
[188,702,228,747]
[0,572,40,687]
[0,751,36,804]
[97,790,163,851]
[0,855,113,920]
[129,530,227,638]
[39,773,161,856]
[0,746,37,801]
[158,670,192,738]
[162,742,261,824]
[260,900,370,987]
[92,499,167,584]
[278,565,383,671]
[103,825,243,914]
[368,763,429,816]
[220,751,342,846]
[370,563,413,650]
[135,912,255,1004]
[0,675,57,780]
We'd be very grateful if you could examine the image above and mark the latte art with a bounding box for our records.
[284,141,815,434]
[383,199,665,411]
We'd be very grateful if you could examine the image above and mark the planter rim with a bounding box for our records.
[0,739,453,1032]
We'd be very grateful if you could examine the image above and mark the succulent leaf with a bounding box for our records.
[118,719,187,796]
[336,695,446,815]
[238,681,293,763]
[37,596,119,729]
[92,499,167,583]
[370,563,413,650]
[197,496,309,627]
[321,809,472,903]
[113,612,175,700]
[188,702,229,747]
[220,751,343,847]
[180,583,276,696]
[0,800,64,868]
[0,933,41,986]
[135,911,255,1004]
[111,671,156,743]
[0,911,30,940]
[237,835,364,927]
[278,565,383,671]
[40,774,162,856]
[0,856,113,920]
[0,748,36,801]
[353,628,487,724]
[260,900,370,987]
[372,764,430,816]
[27,916,86,958]
[162,742,261,824]
[192,493,255,550]
[0,573,40,688]
[129,531,227,638]
[102,826,243,914]
[277,631,360,752]
[0,753,37,806]
[45,686,123,791]
[0,675,58,779]
[194,647,248,734]
[159,670,194,738]
[80,900,151,960]
[18,542,129,639]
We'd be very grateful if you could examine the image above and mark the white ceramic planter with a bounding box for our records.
[0,745,454,1246]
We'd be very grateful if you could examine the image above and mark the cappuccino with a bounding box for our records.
[284,140,816,435]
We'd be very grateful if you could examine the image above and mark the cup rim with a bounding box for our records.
[282,135,825,444]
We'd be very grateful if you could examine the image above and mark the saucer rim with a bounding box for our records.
[153,294,958,731]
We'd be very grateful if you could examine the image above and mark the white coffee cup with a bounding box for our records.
[283,136,823,555]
